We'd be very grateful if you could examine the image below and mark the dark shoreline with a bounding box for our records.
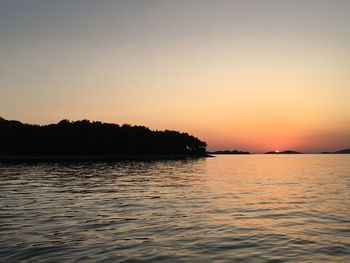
[0,154,214,163]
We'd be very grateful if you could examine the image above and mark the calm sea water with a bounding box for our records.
[1,155,350,262]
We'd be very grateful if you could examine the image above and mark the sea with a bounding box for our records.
[1,155,350,262]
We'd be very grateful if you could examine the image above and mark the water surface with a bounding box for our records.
[1,155,350,262]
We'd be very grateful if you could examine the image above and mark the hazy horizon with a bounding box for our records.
[1,0,350,152]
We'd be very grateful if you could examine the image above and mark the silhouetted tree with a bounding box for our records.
[0,118,207,157]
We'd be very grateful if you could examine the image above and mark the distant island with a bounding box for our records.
[0,117,207,160]
[264,150,303,154]
[264,149,350,154]
[321,149,350,154]
[210,150,250,154]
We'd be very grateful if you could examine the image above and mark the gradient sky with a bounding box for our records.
[1,0,350,152]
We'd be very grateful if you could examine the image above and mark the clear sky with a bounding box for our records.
[1,0,350,152]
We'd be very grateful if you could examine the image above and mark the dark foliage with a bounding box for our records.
[0,118,207,157]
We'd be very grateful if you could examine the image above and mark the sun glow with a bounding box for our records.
[1,1,350,153]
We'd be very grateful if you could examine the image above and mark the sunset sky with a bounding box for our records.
[1,0,350,152]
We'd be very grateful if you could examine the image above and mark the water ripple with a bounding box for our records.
[1,155,350,262]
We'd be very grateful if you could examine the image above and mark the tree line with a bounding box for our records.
[0,117,207,157]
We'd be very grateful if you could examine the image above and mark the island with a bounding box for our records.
[333,149,350,154]
[210,150,250,154]
[264,150,303,154]
[324,149,350,154]
[0,117,208,161]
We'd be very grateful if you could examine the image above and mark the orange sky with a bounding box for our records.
[1,1,350,152]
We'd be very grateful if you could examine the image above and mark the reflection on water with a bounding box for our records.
[1,155,350,262]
